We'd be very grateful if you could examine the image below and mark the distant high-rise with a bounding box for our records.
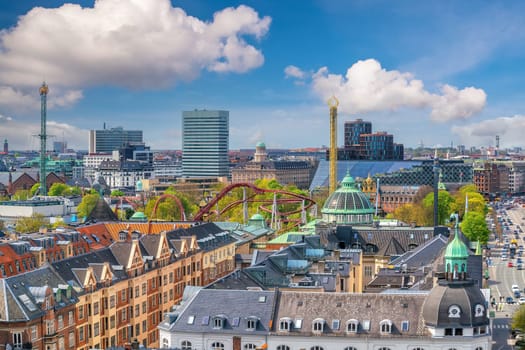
[344,119,372,147]
[3,139,7,154]
[88,126,142,153]
[182,110,229,178]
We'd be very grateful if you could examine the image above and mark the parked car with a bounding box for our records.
[507,297,516,304]
[519,297,525,305]
[512,284,520,292]
[517,263,523,270]
[508,261,514,267]
[515,290,521,298]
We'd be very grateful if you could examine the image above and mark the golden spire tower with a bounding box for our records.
[327,96,339,195]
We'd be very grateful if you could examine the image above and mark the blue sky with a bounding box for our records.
[1,0,525,151]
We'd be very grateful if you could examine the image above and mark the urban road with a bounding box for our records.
[489,205,525,349]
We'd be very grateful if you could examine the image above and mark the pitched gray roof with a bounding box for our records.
[166,289,276,335]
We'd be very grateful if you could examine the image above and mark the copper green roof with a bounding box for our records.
[250,213,265,221]
[269,231,313,244]
[445,229,469,259]
[321,171,375,216]
[130,211,147,221]
[256,141,266,148]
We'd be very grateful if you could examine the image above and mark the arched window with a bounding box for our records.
[181,340,192,350]
[378,348,391,350]
[276,346,290,350]
[312,318,325,333]
[412,348,424,350]
[244,344,257,350]
[211,342,225,350]
[346,319,359,333]
[344,347,357,350]
[311,347,324,350]
[279,317,292,332]
[380,319,392,333]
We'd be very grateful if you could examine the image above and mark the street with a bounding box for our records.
[488,203,525,349]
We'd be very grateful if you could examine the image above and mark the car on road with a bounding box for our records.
[515,290,521,298]
[519,297,525,305]
[512,284,520,292]
[517,257,523,264]
[502,254,508,260]
[509,261,514,267]
[507,296,516,304]
[518,263,523,270]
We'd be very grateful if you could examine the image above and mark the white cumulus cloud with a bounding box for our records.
[0,0,270,111]
[284,65,306,79]
[304,59,486,122]
[452,115,525,148]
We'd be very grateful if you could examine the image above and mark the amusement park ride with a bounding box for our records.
[114,182,316,233]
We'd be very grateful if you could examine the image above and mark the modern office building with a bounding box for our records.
[88,126,143,153]
[344,118,372,147]
[182,110,229,178]
[337,119,403,161]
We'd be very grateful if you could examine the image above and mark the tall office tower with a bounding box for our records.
[3,139,7,154]
[88,126,143,153]
[344,119,372,147]
[182,110,229,178]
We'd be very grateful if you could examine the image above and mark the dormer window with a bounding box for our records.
[380,319,392,333]
[246,316,258,331]
[212,315,226,329]
[279,317,292,332]
[312,318,325,333]
[346,319,359,333]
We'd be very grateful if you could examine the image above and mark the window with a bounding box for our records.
[401,320,410,332]
[142,283,147,295]
[110,295,115,308]
[211,342,225,350]
[135,286,140,298]
[31,326,38,340]
[246,317,257,330]
[244,345,257,350]
[378,348,391,350]
[187,315,195,325]
[94,322,100,336]
[413,348,425,350]
[332,319,340,330]
[58,315,64,329]
[344,348,357,350]
[346,319,359,333]
[276,346,290,350]
[380,319,392,333]
[46,320,55,335]
[121,289,127,302]
[213,317,224,329]
[68,311,74,326]
[69,331,75,348]
[94,301,99,315]
[79,327,84,341]
[279,317,292,331]
[312,318,325,333]
[78,305,84,319]
[475,347,483,350]
[181,340,192,350]
[311,347,324,350]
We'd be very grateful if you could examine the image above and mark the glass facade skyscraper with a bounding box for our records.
[182,110,229,178]
[89,127,143,153]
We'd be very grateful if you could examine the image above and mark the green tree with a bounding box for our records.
[422,190,454,225]
[15,213,47,233]
[111,190,125,197]
[13,189,31,200]
[145,188,198,221]
[460,211,490,244]
[70,186,82,196]
[77,193,100,218]
[30,183,40,196]
[512,304,525,334]
[48,183,70,196]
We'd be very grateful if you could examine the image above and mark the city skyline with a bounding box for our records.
[0,0,525,151]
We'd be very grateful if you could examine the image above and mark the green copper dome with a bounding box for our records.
[256,141,266,148]
[250,213,265,221]
[445,231,469,259]
[321,171,375,225]
[130,211,147,222]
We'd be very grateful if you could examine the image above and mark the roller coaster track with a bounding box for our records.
[193,182,315,223]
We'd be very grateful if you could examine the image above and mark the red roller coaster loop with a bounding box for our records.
[193,182,315,224]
